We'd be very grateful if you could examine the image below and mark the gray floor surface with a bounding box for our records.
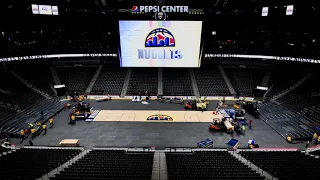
[8,100,307,150]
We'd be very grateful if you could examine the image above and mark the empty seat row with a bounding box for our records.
[193,67,231,96]
[239,151,320,180]
[163,68,193,96]
[50,150,154,180]
[57,67,96,92]
[224,67,265,96]
[127,68,158,96]
[0,148,81,180]
[92,66,127,95]
[166,151,264,180]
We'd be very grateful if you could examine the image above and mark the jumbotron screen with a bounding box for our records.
[118,21,202,67]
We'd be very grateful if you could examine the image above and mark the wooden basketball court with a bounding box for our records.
[93,110,223,122]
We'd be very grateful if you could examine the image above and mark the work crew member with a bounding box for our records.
[5,134,9,142]
[318,136,320,144]
[28,123,34,129]
[42,124,47,134]
[36,122,41,126]
[287,136,292,143]
[24,129,29,137]
[71,115,76,124]
[231,126,235,131]
[49,118,54,128]
[242,126,246,133]
[249,120,253,128]
[306,141,310,149]
[31,128,36,138]
[312,133,318,143]
[20,129,25,143]
[249,144,254,149]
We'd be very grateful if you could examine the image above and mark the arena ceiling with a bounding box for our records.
[0,0,320,61]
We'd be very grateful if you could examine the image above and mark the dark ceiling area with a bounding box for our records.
[0,0,319,59]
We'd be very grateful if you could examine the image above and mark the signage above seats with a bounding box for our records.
[0,53,319,64]
[31,4,58,15]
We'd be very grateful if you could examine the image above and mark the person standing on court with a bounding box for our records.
[305,141,310,149]
[49,118,54,128]
[42,124,47,135]
[20,130,25,143]
[31,128,36,139]
[249,120,253,128]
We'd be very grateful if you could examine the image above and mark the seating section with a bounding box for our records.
[92,66,127,95]
[0,148,81,180]
[310,150,320,156]
[259,73,320,140]
[166,151,264,180]
[225,68,265,96]
[240,151,320,180]
[0,146,11,154]
[56,67,96,92]
[163,68,193,96]
[51,150,154,180]
[0,67,64,135]
[127,68,158,96]
[193,67,230,96]
[265,65,307,99]
[259,102,314,140]
[8,61,56,96]
[277,74,320,124]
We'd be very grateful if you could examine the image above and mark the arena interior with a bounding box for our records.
[1,0,320,180]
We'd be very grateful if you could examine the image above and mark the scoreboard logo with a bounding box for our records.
[132,6,139,12]
[138,28,182,60]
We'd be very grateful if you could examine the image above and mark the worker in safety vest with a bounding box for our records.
[287,136,292,143]
[49,118,54,128]
[313,133,318,139]
[28,123,34,128]
[31,128,36,138]
[42,124,47,134]
[242,126,246,133]
[231,126,235,131]
[71,115,76,124]
[249,144,254,149]
[318,136,320,144]
[36,122,41,126]
[20,129,25,143]
[201,104,205,112]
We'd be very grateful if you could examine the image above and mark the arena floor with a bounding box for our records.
[8,100,306,150]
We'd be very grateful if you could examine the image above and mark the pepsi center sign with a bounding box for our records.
[118,21,202,67]
[132,6,189,13]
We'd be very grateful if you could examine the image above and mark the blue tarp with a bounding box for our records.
[226,138,239,147]
[225,109,235,117]
[197,139,214,148]
[238,121,248,125]
[218,109,230,118]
